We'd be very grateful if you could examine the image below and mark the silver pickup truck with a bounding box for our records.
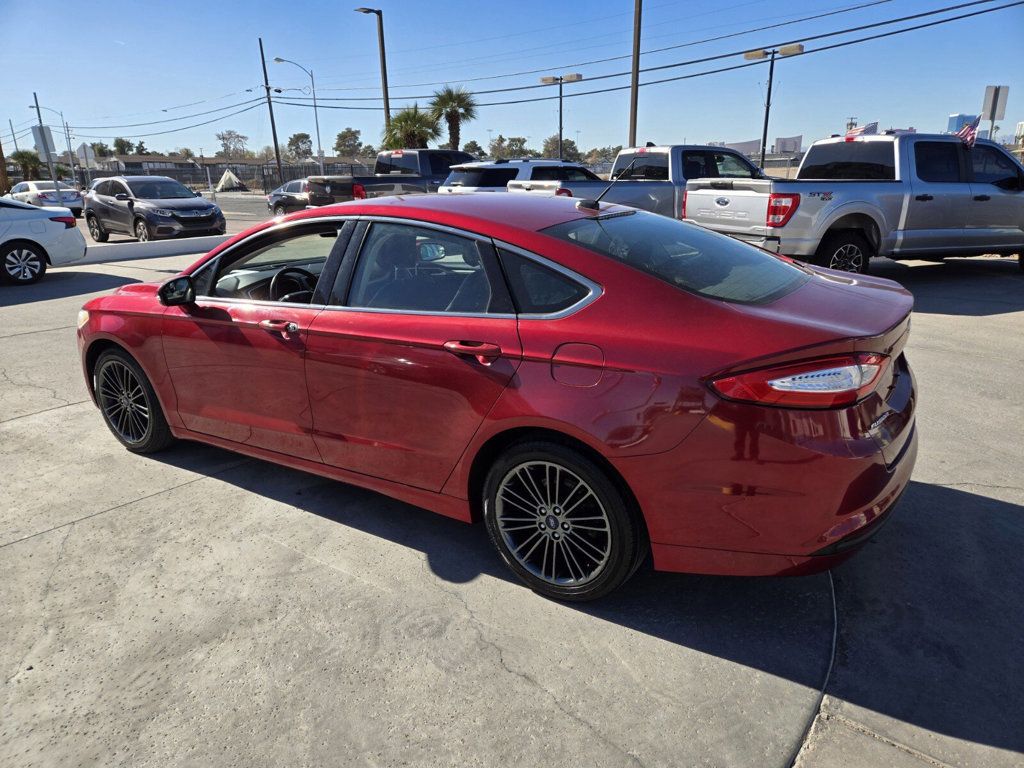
[508,145,763,217]
[685,134,1024,272]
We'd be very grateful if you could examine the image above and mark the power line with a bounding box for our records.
[71,97,265,130]
[71,103,265,139]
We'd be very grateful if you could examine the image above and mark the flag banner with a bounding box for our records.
[956,116,981,148]
[846,122,878,137]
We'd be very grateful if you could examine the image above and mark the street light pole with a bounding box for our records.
[258,37,285,187]
[743,44,803,169]
[356,8,391,133]
[32,93,59,189]
[274,57,324,173]
[540,73,583,161]
[628,0,642,148]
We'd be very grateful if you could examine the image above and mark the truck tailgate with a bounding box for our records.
[685,178,772,237]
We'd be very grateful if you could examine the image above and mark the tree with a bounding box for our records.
[134,141,149,155]
[176,147,195,160]
[382,104,440,149]
[505,137,538,158]
[359,143,377,157]
[256,145,276,162]
[113,137,133,156]
[462,140,485,158]
[287,132,313,159]
[90,142,112,158]
[488,134,507,159]
[429,86,477,152]
[333,127,362,157]
[215,129,249,159]
[542,135,581,162]
[11,150,41,180]
[585,145,622,165]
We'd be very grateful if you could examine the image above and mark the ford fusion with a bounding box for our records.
[78,194,916,600]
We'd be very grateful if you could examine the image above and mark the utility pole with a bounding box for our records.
[9,119,19,152]
[356,8,391,133]
[259,37,284,186]
[0,132,9,194]
[540,74,584,161]
[628,0,642,148]
[33,93,59,187]
[759,50,776,168]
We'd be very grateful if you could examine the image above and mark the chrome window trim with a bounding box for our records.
[492,239,603,320]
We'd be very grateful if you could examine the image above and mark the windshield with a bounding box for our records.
[543,210,809,304]
[127,179,196,199]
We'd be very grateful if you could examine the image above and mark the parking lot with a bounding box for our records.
[1,251,1022,767]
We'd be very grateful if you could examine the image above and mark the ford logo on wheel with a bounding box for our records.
[715,197,730,207]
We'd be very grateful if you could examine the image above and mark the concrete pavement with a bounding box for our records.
[1,252,1021,767]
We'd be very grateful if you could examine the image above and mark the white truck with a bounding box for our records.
[684,134,1024,272]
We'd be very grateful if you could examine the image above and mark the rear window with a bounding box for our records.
[375,152,419,174]
[428,152,473,175]
[543,211,809,304]
[798,141,896,180]
[497,249,589,314]
[611,152,669,180]
[443,168,518,188]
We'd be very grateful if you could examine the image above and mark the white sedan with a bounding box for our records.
[1,198,87,285]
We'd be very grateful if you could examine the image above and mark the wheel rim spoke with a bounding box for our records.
[495,460,611,588]
[98,361,150,443]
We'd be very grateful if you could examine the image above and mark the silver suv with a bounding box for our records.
[439,159,601,194]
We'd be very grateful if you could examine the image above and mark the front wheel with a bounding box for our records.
[1,242,47,285]
[483,441,645,601]
[134,218,151,242]
[94,349,175,453]
[273,204,286,217]
[813,231,872,274]
[86,214,109,243]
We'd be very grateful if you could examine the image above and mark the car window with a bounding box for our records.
[530,167,561,182]
[199,227,340,302]
[12,183,27,193]
[971,146,1020,188]
[798,141,896,180]
[375,151,419,174]
[543,210,810,305]
[428,152,472,175]
[95,180,112,196]
[109,181,129,197]
[914,142,962,183]
[611,152,669,180]
[712,152,758,178]
[345,222,502,314]
[497,249,590,315]
[443,167,518,187]
[561,167,600,181]
[127,178,194,199]
[681,152,710,180]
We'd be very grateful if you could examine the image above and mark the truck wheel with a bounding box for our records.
[814,231,872,274]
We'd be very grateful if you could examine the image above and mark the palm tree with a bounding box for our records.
[429,86,478,151]
[382,104,441,149]
[11,150,41,180]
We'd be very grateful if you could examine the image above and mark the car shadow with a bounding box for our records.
[150,441,1023,755]
[0,271,140,307]
[870,256,1024,316]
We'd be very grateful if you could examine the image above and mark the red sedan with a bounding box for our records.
[78,194,917,600]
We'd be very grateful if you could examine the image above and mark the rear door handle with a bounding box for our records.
[258,319,299,333]
[914,194,933,201]
[973,194,991,201]
[444,340,501,364]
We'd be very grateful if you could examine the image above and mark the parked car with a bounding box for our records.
[267,176,361,215]
[1,198,86,284]
[83,176,225,242]
[507,145,763,217]
[78,194,917,600]
[684,134,1024,272]
[4,180,84,217]
[439,159,602,194]
[301,149,476,202]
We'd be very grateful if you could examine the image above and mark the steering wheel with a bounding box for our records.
[269,266,317,302]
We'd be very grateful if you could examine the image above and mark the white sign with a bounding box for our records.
[31,125,57,161]
[982,85,1009,121]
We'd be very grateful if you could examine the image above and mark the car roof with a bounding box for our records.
[450,159,581,170]
[300,192,631,233]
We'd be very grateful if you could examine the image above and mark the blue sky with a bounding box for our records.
[3,0,1022,156]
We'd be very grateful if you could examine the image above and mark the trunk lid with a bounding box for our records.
[685,177,772,236]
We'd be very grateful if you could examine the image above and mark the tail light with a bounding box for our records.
[766,193,799,228]
[352,183,366,200]
[49,215,76,229]
[710,353,888,409]
[554,187,572,197]
[681,190,688,219]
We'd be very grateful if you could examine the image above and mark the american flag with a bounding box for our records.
[846,121,878,137]
[955,116,981,148]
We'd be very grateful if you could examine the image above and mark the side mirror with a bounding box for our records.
[158,276,195,306]
[115,193,130,201]
[195,190,203,197]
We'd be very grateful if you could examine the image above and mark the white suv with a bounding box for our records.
[438,159,601,194]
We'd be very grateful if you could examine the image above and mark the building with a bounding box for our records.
[947,113,978,133]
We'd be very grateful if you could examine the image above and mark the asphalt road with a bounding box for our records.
[1,251,1021,767]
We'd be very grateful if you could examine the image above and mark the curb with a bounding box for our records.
[77,235,230,265]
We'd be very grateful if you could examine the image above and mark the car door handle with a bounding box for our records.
[973,194,991,201]
[914,194,933,201]
[258,319,299,333]
[444,340,501,364]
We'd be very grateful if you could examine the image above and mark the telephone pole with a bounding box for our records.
[627,0,642,148]
[0,132,9,193]
[259,37,284,186]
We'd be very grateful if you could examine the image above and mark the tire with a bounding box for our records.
[86,213,109,243]
[483,441,645,601]
[134,218,151,242]
[813,231,872,274]
[93,348,175,454]
[1,241,48,285]
[273,204,286,217]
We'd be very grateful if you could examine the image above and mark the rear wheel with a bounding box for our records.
[134,218,151,242]
[1,241,47,285]
[483,441,645,601]
[86,213,109,242]
[94,349,174,454]
[813,231,872,274]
